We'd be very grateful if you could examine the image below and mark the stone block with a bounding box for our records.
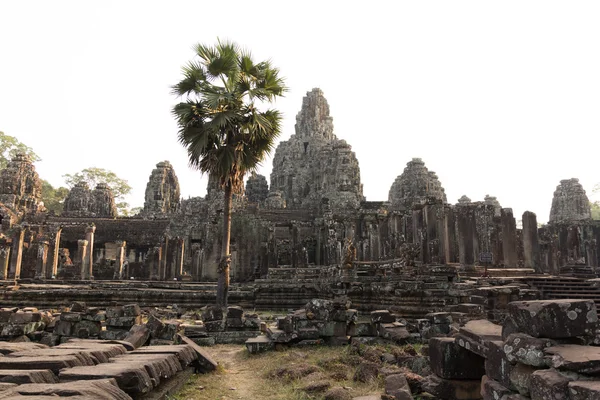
[371,310,395,324]
[0,379,131,400]
[106,306,124,318]
[53,320,73,336]
[545,344,600,375]
[507,299,598,338]
[74,320,101,338]
[267,327,297,343]
[179,334,218,372]
[348,322,377,337]
[429,337,485,380]
[305,299,334,320]
[480,375,512,400]
[504,333,555,367]
[508,363,537,396]
[325,336,350,346]
[385,374,412,399]
[485,340,514,390]
[70,302,87,313]
[426,312,452,324]
[99,328,129,341]
[529,369,571,400]
[9,312,40,324]
[123,304,141,317]
[421,374,482,400]
[568,380,600,400]
[106,316,142,327]
[124,324,151,349]
[59,363,153,395]
[201,306,223,322]
[60,312,82,323]
[227,305,244,319]
[243,317,261,330]
[456,319,502,358]
[0,369,58,384]
[204,320,225,332]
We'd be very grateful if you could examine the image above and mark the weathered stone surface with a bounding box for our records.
[63,182,117,218]
[142,160,180,216]
[384,374,412,399]
[485,340,514,390]
[429,337,485,380]
[123,324,150,349]
[508,363,537,396]
[245,172,269,204]
[0,378,131,400]
[503,333,556,367]
[568,380,600,400]
[371,310,395,324]
[507,299,598,338]
[0,355,84,373]
[545,344,600,375]
[245,335,273,354]
[0,153,43,215]
[481,375,512,400]
[388,158,446,210]
[549,178,592,223]
[421,374,482,400]
[270,88,363,210]
[179,335,218,372]
[529,369,571,400]
[130,345,197,369]
[0,369,58,384]
[456,319,502,357]
[59,363,153,395]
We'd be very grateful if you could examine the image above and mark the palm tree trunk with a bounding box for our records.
[216,184,232,308]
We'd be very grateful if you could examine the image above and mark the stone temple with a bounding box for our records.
[0,88,599,312]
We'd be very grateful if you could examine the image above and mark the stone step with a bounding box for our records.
[0,378,131,399]
[0,369,58,384]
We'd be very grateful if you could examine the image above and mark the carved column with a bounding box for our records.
[10,225,25,280]
[85,224,96,279]
[50,227,63,278]
[0,244,10,279]
[191,243,201,280]
[78,240,89,279]
[457,206,476,265]
[116,240,126,279]
[35,240,50,279]
[501,208,518,267]
[174,237,184,277]
[522,211,541,272]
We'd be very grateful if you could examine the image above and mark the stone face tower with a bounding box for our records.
[245,173,269,204]
[142,161,180,216]
[63,182,117,218]
[270,88,363,210]
[549,178,592,223]
[0,153,43,215]
[388,158,447,210]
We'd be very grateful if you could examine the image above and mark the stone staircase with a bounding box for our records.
[524,276,600,307]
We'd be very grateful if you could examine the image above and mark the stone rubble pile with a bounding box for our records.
[424,298,600,400]
[0,307,51,342]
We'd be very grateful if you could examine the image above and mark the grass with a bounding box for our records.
[171,344,387,400]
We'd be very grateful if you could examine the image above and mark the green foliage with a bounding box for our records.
[592,202,600,220]
[63,167,132,215]
[41,180,69,215]
[0,131,40,169]
[172,39,287,191]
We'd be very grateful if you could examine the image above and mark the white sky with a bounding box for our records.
[1,1,598,223]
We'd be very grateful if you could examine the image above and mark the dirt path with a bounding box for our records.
[186,344,282,400]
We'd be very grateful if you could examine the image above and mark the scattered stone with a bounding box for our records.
[429,337,485,380]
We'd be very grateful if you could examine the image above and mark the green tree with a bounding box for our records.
[63,167,133,215]
[0,131,40,169]
[172,40,286,307]
[41,180,69,215]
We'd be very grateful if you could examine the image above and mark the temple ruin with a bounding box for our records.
[0,88,598,313]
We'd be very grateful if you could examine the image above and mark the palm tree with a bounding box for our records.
[172,40,286,307]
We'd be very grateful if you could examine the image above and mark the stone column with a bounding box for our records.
[0,244,10,280]
[10,225,25,280]
[412,206,426,264]
[116,240,126,279]
[78,240,89,279]
[159,238,168,280]
[84,224,96,279]
[35,240,50,279]
[457,206,476,265]
[501,208,518,268]
[174,237,185,277]
[522,211,541,272]
[50,227,63,278]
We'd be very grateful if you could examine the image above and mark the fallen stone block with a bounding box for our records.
[106,316,142,328]
[507,299,598,339]
[108,353,181,388]
[99,328,129,341]
[59,363,153,395]
[0,342,47,355]
[508,363,538,396]
[385,374,412,399]
[179,334,218,372]
[371,310,395,324]
[426,312,452,324]
[545,344,600,375]
[123,324,150,349]
[123,304,141,317]
[485,340,514,390]
[504,333,555,367]
[0,355,84,374]
[0,369,58,384]
[481,375,512,400]
[429,337,485,380]
[57,341,128,362]
[348,322,377,337]
[421,374,482,400]
[529,369,571,400]
[130,345,197,369]
[226,305,244,319]
[305,299,334,320]
[7,348,98,366]
[568,380,600,400]
[245,335,273,354]
[456,319,502,358]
